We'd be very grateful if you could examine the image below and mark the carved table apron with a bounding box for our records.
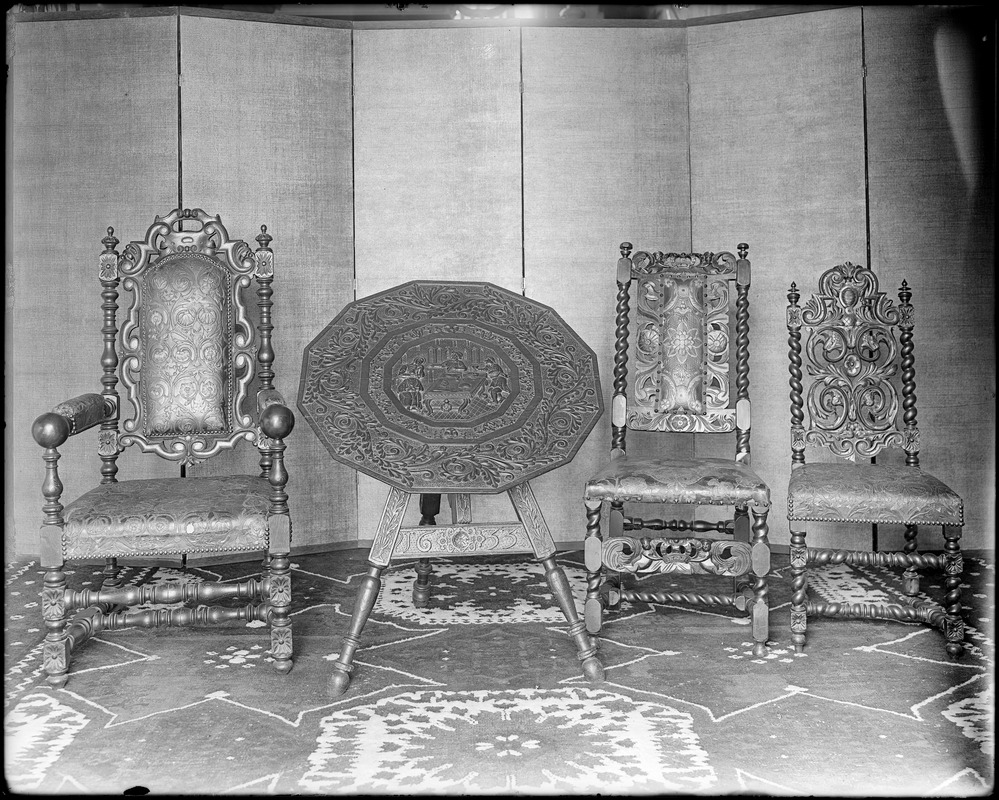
[299,281,604,695]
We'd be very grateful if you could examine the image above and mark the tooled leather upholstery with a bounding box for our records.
[585,456,770,509]
[787,462,963,525]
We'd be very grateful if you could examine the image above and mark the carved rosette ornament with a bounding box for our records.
[299,281,603,493]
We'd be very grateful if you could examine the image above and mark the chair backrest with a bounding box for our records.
[611,242,752,462]
[786,261,918,465]
[99,208,275,466]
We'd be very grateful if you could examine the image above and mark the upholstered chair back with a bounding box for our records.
[613,242,752,460]
[110,208,269,465]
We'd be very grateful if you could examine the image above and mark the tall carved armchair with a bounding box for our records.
[785,263,964,659]
[32,208,295,687]
[583,243,772,657]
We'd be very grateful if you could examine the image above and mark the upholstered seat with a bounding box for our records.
[586,457,770,509]
[788,463,963,526]
[63,476,274,557]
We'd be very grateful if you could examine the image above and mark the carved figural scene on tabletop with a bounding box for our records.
[298,281,604,695]
[32,208,295,687]
[583,244,773,657]
[786,262,965,658]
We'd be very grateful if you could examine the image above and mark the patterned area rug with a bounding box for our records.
[4,550,994,795]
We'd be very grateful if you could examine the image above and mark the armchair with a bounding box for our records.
[32,208,295,687]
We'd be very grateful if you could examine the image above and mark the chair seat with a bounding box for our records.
[584,456,770,509]
[787,463,963,526]
[62,474,272,557]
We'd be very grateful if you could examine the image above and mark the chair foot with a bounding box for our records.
[793,643,805,654]
[329,666,352,697]
[946,642,964,661]
[45,672,69,688]
[752,641,767,658]
[272,658,293,674]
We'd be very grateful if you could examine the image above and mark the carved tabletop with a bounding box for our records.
[299,281,603,493]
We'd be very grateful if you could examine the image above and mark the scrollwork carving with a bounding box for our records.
[602,537,752,577]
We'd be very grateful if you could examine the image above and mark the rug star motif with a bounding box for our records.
[300,687,716,795]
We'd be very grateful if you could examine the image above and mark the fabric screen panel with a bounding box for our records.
[522,25,692,543]
[179,14,357,548]
[687,7,869,548]
[9,15,180,559]
[352,25,524,539]
[864,6,995,551]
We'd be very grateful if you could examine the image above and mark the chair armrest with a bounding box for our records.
[32,393,113,448]
[257,388,295,440]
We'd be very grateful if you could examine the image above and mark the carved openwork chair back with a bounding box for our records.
[786,262,918,466]
[102,208,275,466]
[613,242,752,460]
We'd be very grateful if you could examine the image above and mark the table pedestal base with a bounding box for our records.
[329,482,604,697]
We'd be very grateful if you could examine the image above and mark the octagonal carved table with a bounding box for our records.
[299,281,604,695]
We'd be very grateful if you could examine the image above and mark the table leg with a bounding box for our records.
[510,482,604,683]
[329,487,408,697]
[413,494,441,607]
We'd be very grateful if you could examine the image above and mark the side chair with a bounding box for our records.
[785,262,965,658]
[32,208,295,687]
[583,242,772,657]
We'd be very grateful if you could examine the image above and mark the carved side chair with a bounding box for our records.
[785,263,965,658]
[583,243,772,656]
[32,208,295,687]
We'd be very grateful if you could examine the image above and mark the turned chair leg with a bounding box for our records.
[789,526,808,653]
[330,563,384,697]
[42,562,71,688]
[749,507,771,657]
[902,524,920,596]
[540,554,603,682]
[942,525,965,661]
[583,499,604,635]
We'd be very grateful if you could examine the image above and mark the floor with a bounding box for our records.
[4,548,994,795]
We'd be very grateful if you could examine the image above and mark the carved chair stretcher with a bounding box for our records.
[33,209,295,687]
[583,243,773,657]
[785,263,964,658]
[298,280,605,696]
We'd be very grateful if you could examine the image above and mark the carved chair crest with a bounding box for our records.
[787,261,917,461]
[110,208,268,464]
[620,245,747,436]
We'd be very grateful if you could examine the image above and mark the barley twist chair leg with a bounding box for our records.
[749,507,771,657]
[902,524,920,596]
[943,525,965,661]
[789,527,808,653]
[583,499,604,635]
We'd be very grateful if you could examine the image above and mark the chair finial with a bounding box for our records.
[102,227,119,252]
[738,242,748,259]
[256,225,272,250]
[620,242,633,259]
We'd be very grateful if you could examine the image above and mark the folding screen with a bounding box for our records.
[179,13,357,550]
[521,25,692,542]
[864,5,996,550]
[9,13,180,559]
[351,24,524,540]
[687,6,869,548]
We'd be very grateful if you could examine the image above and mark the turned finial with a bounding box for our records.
[738,242,749,259]
[619,242,633,259]
[899,279,911,302]
[102,227,119,252]
[256,224,272,249]
[788,281,799,303]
